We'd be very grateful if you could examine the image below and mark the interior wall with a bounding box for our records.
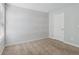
[6,4,79,47]
[6,5,49,46]
[49,5,79,47]
[65,6,79,46]
[49,7,64,40]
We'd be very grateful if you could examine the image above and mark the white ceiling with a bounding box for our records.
[8,3,79,12]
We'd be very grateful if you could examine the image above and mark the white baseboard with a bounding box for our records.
[6,37,48,47]
[49,36,79,48]
[5,36,79,48]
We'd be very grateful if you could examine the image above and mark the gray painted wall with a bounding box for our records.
[65,6,79,46]
[6,4,79,47]
[6,5,49,45]
[49,5,79,47]
[49,7,64,39]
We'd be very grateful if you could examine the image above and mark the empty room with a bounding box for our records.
[0,3,79,55]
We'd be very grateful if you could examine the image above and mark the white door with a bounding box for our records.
[53,13,64,41]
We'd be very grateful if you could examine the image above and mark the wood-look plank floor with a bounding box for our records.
[2,38,79,55]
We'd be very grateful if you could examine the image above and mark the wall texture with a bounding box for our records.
[49,7,64,40]
[65,6,79,46]
[6,5,49,46]
[49,6,79,47]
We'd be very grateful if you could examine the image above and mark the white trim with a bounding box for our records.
[5,36,79,49]
[49,37,79,48]
[5,37,48,47]
[62,40,79,48]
